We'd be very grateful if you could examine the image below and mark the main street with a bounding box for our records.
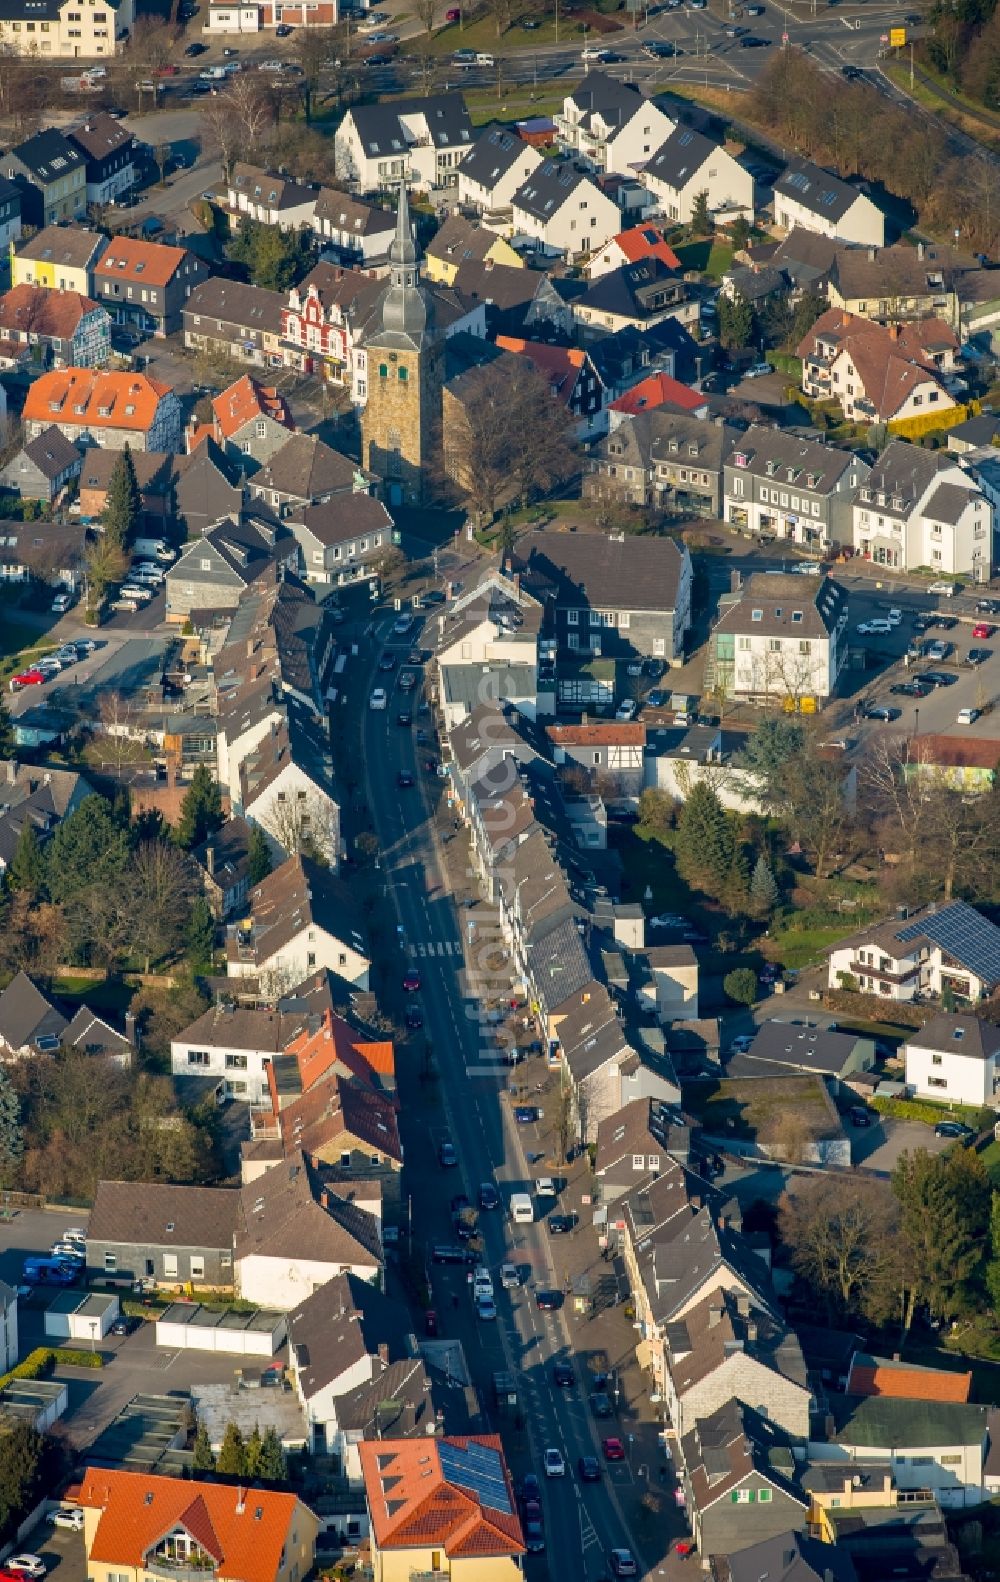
[355,606,649,1581]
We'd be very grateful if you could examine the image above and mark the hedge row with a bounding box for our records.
[0,1345,103,1395]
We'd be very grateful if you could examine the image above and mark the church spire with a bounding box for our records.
[391,181,418,275]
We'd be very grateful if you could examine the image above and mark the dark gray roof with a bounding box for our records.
[287,1270,413,1398]
[183,277,285,336]
[230,163,316,213]
[567,70,646,129]
[715,572,847,641]
[313,187,395,238]
[20,425,81,480]
[450,260,543,312]
[0,0,60,17]
[922,479,980,526]
[513,160,593,221]
[252,434,367,501]
[725,264,786,305]
[427,213,503,267]
[15,225,102,268]
[333,1356,436,1435]
[66,113,135,162]
[63,1004,130,1059]
[726,424,861,493]
[347,93,472,157]
[712,1530,858,1582]
[236,1153,383,1268]
[727,1020,868,1079]
[906,1013,1000,1062]
[579,256,681,319]
[88,1180,238,1249]
[295,493,393,548]
[595,1096,690,1179]
[458,122,534,188]
[856,438,944,519]
[0,970,67,1051]
[10,128,86,182]
[646,124,720,190]
[774,158,868,222]
[440,663,537,711]
[515,528,688,614]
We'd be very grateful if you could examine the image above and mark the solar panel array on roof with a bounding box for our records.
[438,1440,512,1512]
[898,902,1000,988]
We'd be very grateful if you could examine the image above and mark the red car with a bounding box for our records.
[403,970,421,992]
[424,1308,438,1336]
[973,622,995,639]
[9,669,45,690]
[602,1436,625,1461]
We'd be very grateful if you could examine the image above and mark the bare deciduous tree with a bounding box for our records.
[98,691,149,775]
[123,841,197,974]
[256,791,338,866]
[444,359,577,518]
[778,1175,897,1322]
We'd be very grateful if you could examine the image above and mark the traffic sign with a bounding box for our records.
[889,25,906,44]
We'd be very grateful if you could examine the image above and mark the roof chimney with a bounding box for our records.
[708,1302,724,1328]
[125,1010,138,1050]
[867,245,876,262]
[378,1342,389,1364]
[205,845,215,877]
[917,241,925,260]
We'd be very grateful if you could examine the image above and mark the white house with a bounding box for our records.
[904,1013,1000,1107]
[457,122,544,216]
[237,720,340,868]
[510,161,621,262]
[711,572,849,707]
[334,94,473,193]
[774,159,886,246]
[799,309,959,428]
[433,568,543,729]
[171,1003,312,1107]
[828,900,1000,1004]
[235,1152,382,1309]
[722,424,868,550]
[812,1398,989,1508]
[227,165,319,232]
[554,72,675,176]
[644,125,754,226]
[227,854,371,994]
[853,439,993,580]
[312,188,396,266]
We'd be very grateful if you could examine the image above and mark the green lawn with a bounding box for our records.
[980,1139,1000,1186]
[50,976,138,1014]
[417,12,601,53]
[673,238,735,279]
[684,1074,835,1140]
[0,623,58,689]
[765,924,847,972]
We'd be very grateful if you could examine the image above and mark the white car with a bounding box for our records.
[791,561,822,575]
[744,362,772,379]
[51,591,73,613]
[370,688,387,710]
[649,913,686,929]
[616,699,638,722]
[544,1448,566,1477]
[393,614,413,634]
[51,1241,85,1260]
[64,1227,87,1242]
[856,619,891,635]
[886,607,903,624]
[72,641,96,657]
[535,1177,557,1197]
[473,1272,494,1302]
[7,1558,45,1578]
[120,585,153,603]
[928,580,957,596]
[581,45,608,58]
[50,1510,84,1532]
[957,707,981,724]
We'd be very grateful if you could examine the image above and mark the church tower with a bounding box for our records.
[361,185,442,505]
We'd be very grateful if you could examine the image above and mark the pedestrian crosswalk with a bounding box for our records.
[410,940,464,958]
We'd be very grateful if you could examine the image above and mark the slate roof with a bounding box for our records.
[18,426,81,481]
[358,1435,524,1557]
[727,423,861,494]
[14,225,104,269]
[727,1020,868,1079]
[855,437,945,519]
[458,122,536,188]
[66,112,134,162]
[295,493,394,548]
[88,1180,238,1249]
[63,1004,131,1060]
[183,277,286,336]
[595,1096,690,1181]
[513,160,595,221]
[714,572,847,642]
[566,70,647,129]
[236,854,368,971]
[579,257,683,320]
[682,1397,805,1514]
[0,969,67,1052]
[515,527,688,614]
[252,433,368,502]
[450,259,543,312]
[287,1269,413,1398]
[334,1357,436,1436]
[313,186,396,238]
[428,213,507,267]
[922,480,981,526]
[831,240,978,301]
[347,93,473,157]
[775,158,870,221]
[11,128,85,183]
[711,1530,858,1582]
[646,123,721,189]
[668,1285,808,1399]
[230,163,317,213]
[905,1012,1000,1062]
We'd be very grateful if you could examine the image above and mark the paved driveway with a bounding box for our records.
[17,1523,88,1582]
[846,1112,953,1174]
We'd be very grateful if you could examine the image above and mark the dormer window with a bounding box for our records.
[751,608,763,621]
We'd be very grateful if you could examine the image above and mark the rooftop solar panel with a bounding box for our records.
[897,902,1000,987]
[438,1441,512,1512]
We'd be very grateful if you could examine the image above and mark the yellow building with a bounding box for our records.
[359,1435,525,1582]
[0,0,134,58]
[12,225,107,295]
[424,214,522,287]
[78,1468,318,1582]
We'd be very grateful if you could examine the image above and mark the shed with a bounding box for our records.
[155,1302,287,1357]
[0,1377,67,1432]
[43,1289,119,1342]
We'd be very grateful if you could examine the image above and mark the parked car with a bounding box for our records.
[973,622,995,639]
[863,705,901,722]
[438,1139,459,1167]
[552,1360,575,1388]
[535,1289,563,1310]
[610,1551,639,1579]
[544,1448,566,1477]
[603,1437,626,1461]
[919,670,958,688]
[50,1511,83,1532]
[966,648,992,666]
[51,591,73,613]
[616,698,638,721]
[957,707,981,724]
[548,1214,575,1234]
[479,1183,500,1210]
[935,1120,972,1139]
[9,670,46,691]
[590,1390,613,1417]
[6,1559,46,1579]
[926,640,951,662]
[849,1105,872,1128]
[514,1105,538,1124]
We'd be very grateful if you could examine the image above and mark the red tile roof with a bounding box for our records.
[912,734,1000,772]
[798,309,957,421]
[78,1468,306,1582]
[212,374,293,441]
[548,722,646,746]
[494,335,590,407]
[847,1357,973,1403]
[94,236,190,289]
[609,372,706,415]
[285,1008,396,1091]
[611,225,681,271]
[0,283,100,339]
[359,1436,525,1559]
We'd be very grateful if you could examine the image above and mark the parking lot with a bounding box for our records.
[19,1522,88,1582]
[843,1110,954,1174]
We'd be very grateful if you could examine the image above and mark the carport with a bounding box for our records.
[155,1303,286,1356]
[44,1290,119,1342]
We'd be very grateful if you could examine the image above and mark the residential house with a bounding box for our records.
[4,129,87,227]
[728,1020,874,1091]
[948,413,1000,454]
[86,1178,239,1288]
[235,1148,383,1303]
[165,516,297,621]
[196,374,294,468]
[586,408,737,515]
[235,713,340,865]
[515,527,692,663]
[907,733,1000,793]
[904,1013,1000,1107]
[244,1060,402,1203]
[665,1285,811,1439]
[0,520,88,591]
[287,1271,415,1453]
[510,160,621,261]
[22,367,181,453]
[0,969,68,1057]
[312,187,396,267]
[93,236,209,338]
[77,1469,318,1582]
[430,568,542,729]
[358,1436,525,1582]
[0,425,82,503]
[248,433,374,518]
[171,1001,315,1107]
[774,159,885,246]
[606,372,707,420]
[268,1003,396,1109]
[494,334,606,436]
[449,259,574,338]
[66,112,136,207]
[827,899,1000,1004]
[548,979,680,1143]
[547,720,646,796]
[205,0,338,31]
[227,163,318,230]
[77,446,179,525]
[182,277,286,370]
[174,440,245,539]
[285,492,394,589]
[827,239,979,330]
[815,1395,990,1507]
[645,124,754,225]
[853,437,992,579]
[456,121,544,216]
[799,306,961,425]
[279,261,384,397]
[594,1096,692,1202]
[574,256,697,337]
[61,1002,132,1063]
[710,571,849,707]
[334,94,474,192]
[587,224,681,280]
[722,425,869,548]
[846,1352,972,1402]
[0,179,21,250]
[710,1532,858,1582]
[555,72,675,175]
[424,212,522,285]
[683,1399,810,1559]
[0,762,91,875]
[192,814,253,919]
[11,224,105,295]
[634,942,700,1022]
[226,853,371,995]
[0,283,110,368]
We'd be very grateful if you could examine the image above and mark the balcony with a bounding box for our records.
[146,1555,218,1582]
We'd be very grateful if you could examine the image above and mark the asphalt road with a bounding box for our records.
[357,613,644,1581]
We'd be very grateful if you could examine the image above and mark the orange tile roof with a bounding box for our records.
[94,235,190,289]
[548,722,646,746]
[212,374,293,441]
[359,1436,524,1559]
[609,372,705,415]
[847,1357,972,1403]
[78,1468,305,1582]
[285,1008,396,1090]
[23,368,173,434]
[612,225,681,271]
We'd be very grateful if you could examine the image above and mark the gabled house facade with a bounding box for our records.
[456,121,543,216]
[5,128,87,227]
[66,112,136,207]
[711,572,849,707]
[722,424,868,549]
[510,161,621,261]
[555,72,675,175]
[22,367,181,453]
[799,308,959,426]
[227,163,318,230]
[334,94,474,192]
[645,124,754,225]
[828,899,1000,1004]
[852,437,992,579]
[227,853,370,995]
[93,235,209,338]
[905,1013,1000,1106]
[774,159,885,246]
